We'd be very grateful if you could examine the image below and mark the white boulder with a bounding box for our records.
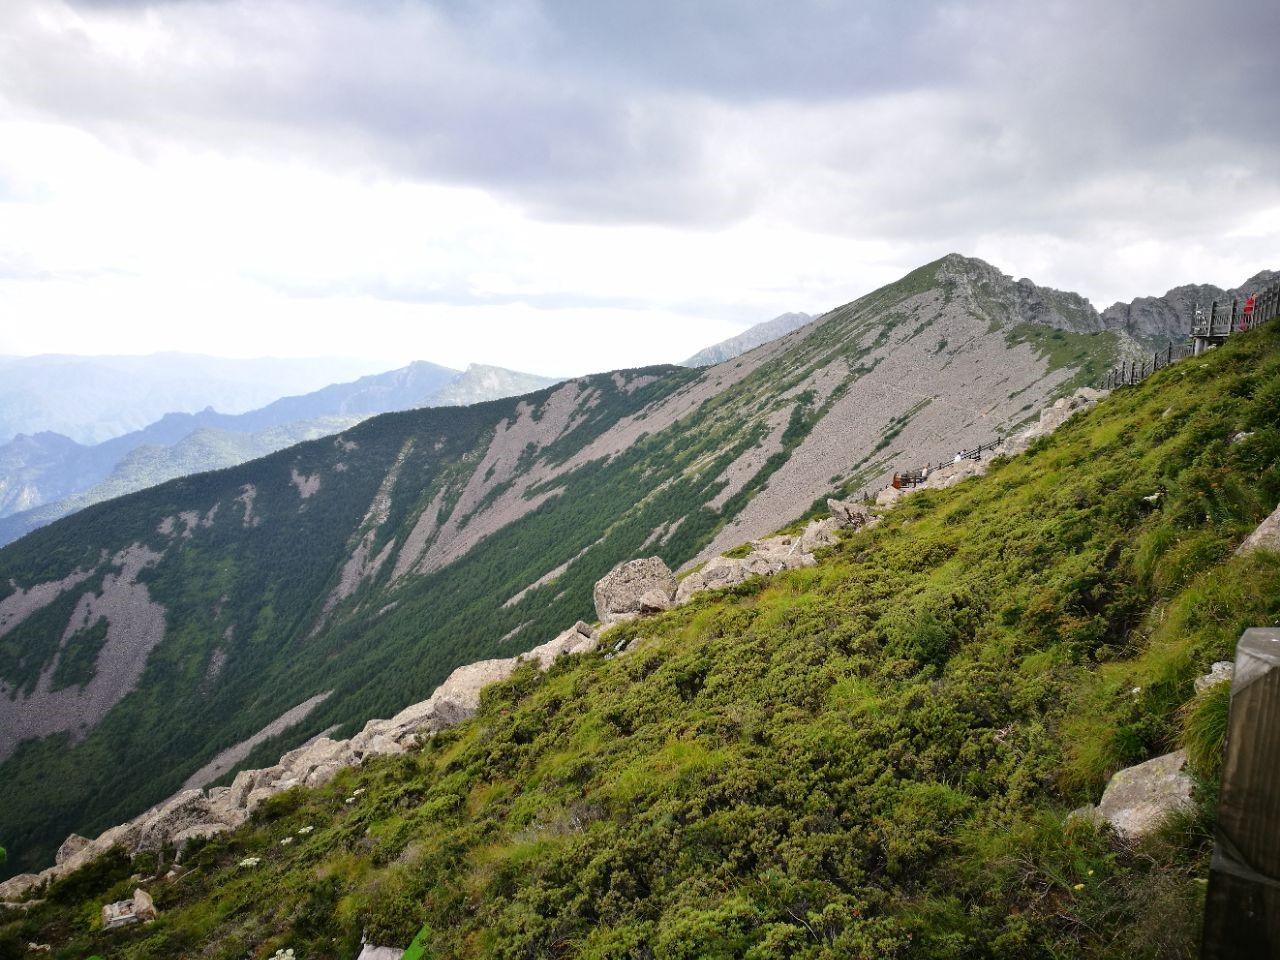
[593,557,677,624]
[1095,750,1195,840]
[1236,502,1280,556]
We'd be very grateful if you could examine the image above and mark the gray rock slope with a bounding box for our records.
[1100,269,1278,344]
[681,312,815,367]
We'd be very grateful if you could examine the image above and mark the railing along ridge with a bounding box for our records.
[1103,279,1280,390]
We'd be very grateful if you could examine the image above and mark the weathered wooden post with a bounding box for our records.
[1202,627,1280,959]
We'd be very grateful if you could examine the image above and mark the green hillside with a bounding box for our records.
[6,309,1277,957]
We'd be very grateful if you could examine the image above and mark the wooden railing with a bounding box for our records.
[1202,627,1280,958]
[890,439,1002,490]
[1103,279,1280,390]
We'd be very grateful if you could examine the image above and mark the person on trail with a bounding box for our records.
[1241,294,1256,331]
[954,451,962,464]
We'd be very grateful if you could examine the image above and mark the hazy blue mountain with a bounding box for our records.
[680,312,814,366]
[0,360,560,544]
[0,353,385,445]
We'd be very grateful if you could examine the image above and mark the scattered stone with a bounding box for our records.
[1232,431,1253,444]
[1095,750,1195,840]
[1194,661,1234,693]
[593,557,677,624]
[101,888,157,930]
[827,497,874,529]
[1236,502,1280,556]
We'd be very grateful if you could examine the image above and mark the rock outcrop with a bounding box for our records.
[1090,750,1196,840]
[101,887,156,930]
[54,835,89,866]
[593,558,677,624]
[827,498,875,529]
[1236,502,1280,556]
[675,515,848,604]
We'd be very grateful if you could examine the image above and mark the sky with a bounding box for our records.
[0,0,1277,378]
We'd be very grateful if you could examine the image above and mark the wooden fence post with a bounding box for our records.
[1202,627,1280,958]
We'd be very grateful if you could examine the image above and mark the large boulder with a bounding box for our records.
[54,834,90,866]
[798,517,840,555]
[593,557,677,624]
[1237,502,1280,556]
[0,874,40,901]
[522,620,599,669]
[134,790,220,852]
[1096,750,1195,840]
[675,554,782,604]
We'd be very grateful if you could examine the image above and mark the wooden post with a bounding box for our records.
[1202,627,1280,959]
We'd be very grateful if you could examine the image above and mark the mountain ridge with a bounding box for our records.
[681,311,815,367]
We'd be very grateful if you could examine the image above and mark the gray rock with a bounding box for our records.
[593,557,677,624]
[1236,502,1280,556]
[0,875,40,901]
[827,498,873,529]
[54,834,90,866]
[170,823,231,856]
[134,790,218,852]
[798,517,841,555]
[101,887,156,930]
[1096,750,1195,840]
[675,554,781,604]
[1194,661,1234,693]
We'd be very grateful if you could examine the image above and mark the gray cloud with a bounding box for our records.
[4,0,1278,303]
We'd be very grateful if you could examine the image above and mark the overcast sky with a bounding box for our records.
[1,0,1276,376]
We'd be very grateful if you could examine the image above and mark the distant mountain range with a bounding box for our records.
[681,312,814,366]
[0,353,384,445]
[0,362,559,545]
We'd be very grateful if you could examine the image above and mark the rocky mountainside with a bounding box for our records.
[0,353,379,446]
[681,311,814,366]
[4,295,1278,960]
[1100,269,1278,343]
[0,361,559,545]
[0,253,1170,875]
